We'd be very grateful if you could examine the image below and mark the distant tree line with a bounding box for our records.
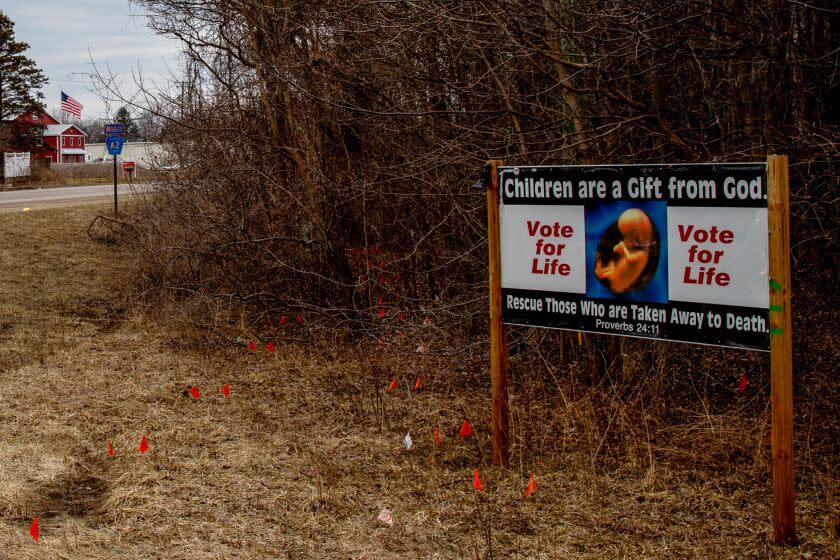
[70,106,162,143]
[118,0,837,356]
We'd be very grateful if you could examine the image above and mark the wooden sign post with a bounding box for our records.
[767,155,796,545]
[487,159,511,468]
[486,156,797,543]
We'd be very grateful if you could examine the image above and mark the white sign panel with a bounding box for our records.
[498,163,770,351]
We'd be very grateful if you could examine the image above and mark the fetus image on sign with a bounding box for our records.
[594,208,660,294]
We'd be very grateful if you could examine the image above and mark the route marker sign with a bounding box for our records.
[105,132,126,213]
[104,123,126,135]
[106,135,124,156]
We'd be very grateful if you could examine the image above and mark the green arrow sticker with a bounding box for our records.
[769,279,782,292]
[770,305,783,312]
[770,328,783,336]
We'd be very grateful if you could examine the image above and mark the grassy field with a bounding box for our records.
[0,204,835,558]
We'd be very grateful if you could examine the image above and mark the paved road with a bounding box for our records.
[0,183,154,212]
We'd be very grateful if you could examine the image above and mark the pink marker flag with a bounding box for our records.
[221,383,230,397]
[29,516,39,541]
[139,435,149,454]
[459,420,473,438]
[377,507,393,527]
[188,386,200,399]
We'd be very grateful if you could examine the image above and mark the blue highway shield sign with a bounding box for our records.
[106,134,125,155]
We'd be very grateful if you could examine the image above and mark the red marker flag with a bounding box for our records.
[279,315,287,326]
[188,386,200,399]
[139,435,149,454]
[221,383,230,397]
[524,474,537,497]
[296,314,304,325]
[266,341,276,354]
[459,420,473,439]
[398,312,406,321]
[377,295,383,305]
[738,374,749,392]
[107,441,114,457]
[387,378,397,392]
[413,377,421,391]
[29,516,38,541]
[247,339,256,352]
[378,308,385,318]
[435,427,441,445]
[473,468,484,491]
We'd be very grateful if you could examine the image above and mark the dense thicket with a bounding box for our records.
[124,0,837,326]
[110,0,839,477]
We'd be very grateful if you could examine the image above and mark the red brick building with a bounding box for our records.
[11,112,88,163]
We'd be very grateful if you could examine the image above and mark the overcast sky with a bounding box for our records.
[2,0,182,120]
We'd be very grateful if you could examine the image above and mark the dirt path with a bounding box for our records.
[0,205,835,559]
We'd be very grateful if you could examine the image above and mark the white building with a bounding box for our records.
[85,141,170,168]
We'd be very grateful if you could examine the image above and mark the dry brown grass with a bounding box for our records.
[0,204,836,558]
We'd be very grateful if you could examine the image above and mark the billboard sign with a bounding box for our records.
[499,163,770,350]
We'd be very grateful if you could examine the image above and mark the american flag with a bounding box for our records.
[60,91,83,118]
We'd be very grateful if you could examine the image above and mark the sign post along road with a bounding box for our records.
[486,157,794,543]
[105,127,125,213]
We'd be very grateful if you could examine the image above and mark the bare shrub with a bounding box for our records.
[99,0,839,479]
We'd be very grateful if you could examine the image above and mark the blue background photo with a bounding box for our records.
[584,200,669,303]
